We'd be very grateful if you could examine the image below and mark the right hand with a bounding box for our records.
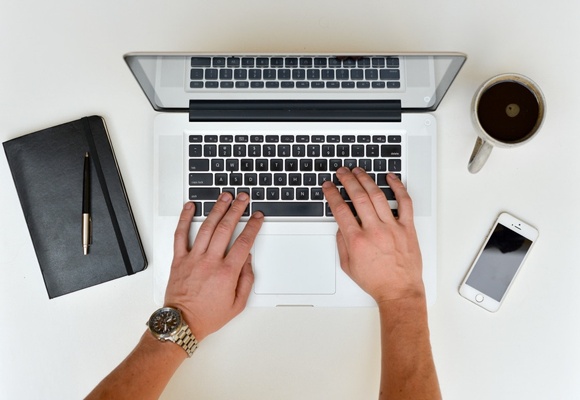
[322,167,425,304]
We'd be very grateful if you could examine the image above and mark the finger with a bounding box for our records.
[233,254,255,312]
[387,173,414,223]
[191,192,233,254]
[226,211,264,266]
[336,229,351,277]
[351,168,393,222]
[335,167,378,224]
[206,192,251,255]
[322,180,360,235]
[173,202,196,260]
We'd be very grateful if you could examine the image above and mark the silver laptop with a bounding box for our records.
[125,52,466,307]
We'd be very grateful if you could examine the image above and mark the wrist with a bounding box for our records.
[140,331,189,362]
[147,307,199,358]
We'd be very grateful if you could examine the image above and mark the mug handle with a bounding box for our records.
[468,137,493,174]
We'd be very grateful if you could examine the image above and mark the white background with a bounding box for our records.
[1,1,579,399]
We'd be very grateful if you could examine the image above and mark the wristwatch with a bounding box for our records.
[147,307,198,357]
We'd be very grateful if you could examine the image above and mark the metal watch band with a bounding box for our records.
[174,325,198,358]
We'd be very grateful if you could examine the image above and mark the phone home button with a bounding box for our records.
[475,294,485,303]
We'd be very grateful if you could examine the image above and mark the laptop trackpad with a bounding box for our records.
[254,234,336,295]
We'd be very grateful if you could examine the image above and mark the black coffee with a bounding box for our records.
[477,81,540,143]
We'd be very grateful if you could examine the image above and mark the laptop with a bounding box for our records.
[125,52,466,307]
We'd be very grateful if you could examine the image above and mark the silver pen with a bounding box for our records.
[82,152,91,255]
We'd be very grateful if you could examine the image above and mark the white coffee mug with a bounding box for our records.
[468,73,546,174]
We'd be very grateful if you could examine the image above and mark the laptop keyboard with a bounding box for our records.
[187,132,404,218]
[189,56,401,90]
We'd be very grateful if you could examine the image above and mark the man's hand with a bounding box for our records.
[322,167,424,304]
[164,192,264,342]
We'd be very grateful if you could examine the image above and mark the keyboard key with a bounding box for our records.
[296,82,310,88]
[281,188,294,200]
[274,173,287,186]
[251,82,264,88]
[225,159,239,171]
[189,159,209,171]
[296,188,309,200]
[242,57,254,67]
[227,57,240,67]
[252,202,324,217]
[366,144,379,157]
[381,145,402,157]
[266,188,279,200]
[256,58,269,67]
[213,57,226,67]
[372,81,386,89]
[230,173,243,185]
[365,69,378,80]
[189,145,202,157]
[387,57,400,67]
[271,57,284,67]
[190,69,204,80]
[311,188,323,200]
[234,69,247,80]
[215,173,228,186]
[191,57,211,67]
[189,173,213,186]
[249,69,262,80]
[303,173,316,185]
[245,173,258,186]
[220,69,233,80]
[211,159,224,171]
[190,81,204,89]
[189,187,220,200]
[387,82,401,89]
[388,159,402,172]
[252,187,265,200]
[285,58,298,67]
[204,202,216,216]
[322,70,335,80]
[380,69,400,80]
[381,188,396,200]
[205,69,218,80]
[372,57,386,67]
[336,69,349,80]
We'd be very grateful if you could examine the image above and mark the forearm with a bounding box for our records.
[378,295,441,400]
[85,331,187,400]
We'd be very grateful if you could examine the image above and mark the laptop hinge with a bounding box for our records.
[188,100,402,122]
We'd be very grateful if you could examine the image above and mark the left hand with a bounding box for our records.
[164,192,264,342]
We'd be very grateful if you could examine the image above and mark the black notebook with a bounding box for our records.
[3,116,147,298]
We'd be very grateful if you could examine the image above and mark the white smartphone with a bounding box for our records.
[459,212,538,312]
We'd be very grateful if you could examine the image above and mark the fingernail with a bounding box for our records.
[353,167,364,175]
[387,173,399,180]
[219,192,232,202]
[322,180,333,189]
[184,202,193,209]
[337,167,349,174]
[252,211,264,219]
[238,192,249,201]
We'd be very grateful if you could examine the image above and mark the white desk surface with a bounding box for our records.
[1,1,579,399]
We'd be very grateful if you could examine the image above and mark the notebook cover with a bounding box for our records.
[3,116,147,298]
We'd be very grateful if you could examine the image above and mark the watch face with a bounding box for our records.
[149,307,182,337]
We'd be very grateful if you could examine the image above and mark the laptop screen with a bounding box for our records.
[125,53,465,113]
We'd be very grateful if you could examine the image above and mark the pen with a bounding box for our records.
[82,152,91,255]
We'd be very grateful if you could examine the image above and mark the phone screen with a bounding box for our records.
[465,223,533,302]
